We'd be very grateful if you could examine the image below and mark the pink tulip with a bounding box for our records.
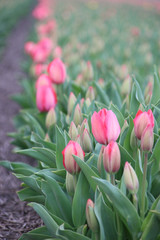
[133,109,154,140]
[24,42,36,55]
[35,74,52,89]
[53,46,62,59]
[48,58,66,84]
[141,124,154,152]
[34,63,48,77]
[36,85,57,112]
[103,141,120,173]
[62,141,85,174]
[91,108,121,145]
[123,162,139,194]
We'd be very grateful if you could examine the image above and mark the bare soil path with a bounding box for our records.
[0,11,42,240]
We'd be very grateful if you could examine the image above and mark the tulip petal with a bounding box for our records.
[91,111,106,145]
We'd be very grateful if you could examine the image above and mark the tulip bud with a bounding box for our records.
[86,86,95,101]
[85,98,92,108]
[123,162,139,194]
[68,92,77,116]
[97,145,105,173]
[75,134,81,145]
[44,133,51,142]
[62,141,85,175]
[130,128,137,150]
[86,199,99,233]
[81,129,92,152]
[144,80,153,104]
[121,75,132,96]
[66,172,76,196]
[133,109,154,140]
[80,98,85,108]
[73,104,83,126]
[80,119,90,135]
[69,121,78,140]
[103,141,120,173]
[47,58,66,84]
[45,108,56,128]
[141,124,154,152]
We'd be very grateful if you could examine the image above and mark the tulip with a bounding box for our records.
[123,162,139,194]
[103,141,120,173]
[133,109,154,140]
[141,124,154,152]
[86,199,99,233]
[86,86,95,101]
[97,145,105,173]
[91,108,121,145]
[73,104,83,126]
[66,172,76,197]
[81,129,92,153]
[68,122,78,141]
[24,41,36,55]
[80,119,90,136]
[53,46,62,58]
[68,92,77,116]
[62,141,85,175]
[35,74,52,89]
[48,58,66,84]
[34,64,48,77]
[36,85,57,112]
[45,108,56,128]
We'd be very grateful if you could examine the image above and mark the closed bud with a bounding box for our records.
[82,61,94,81]
[68,92,77,116]
[86,199,99,233]
[66,172,76,197]
[44,133,51,142]
[69,122,78,141]
[85,98,92,108]
[62,141,85,175]
[121,75,132,96]
[97,145,105,173]
[80,119,90,135]
[130,128,137,150]
[75,134,81,145]
[81,129,92,152]
[141,124,154,152]
[73,104,83,126]
[86,86,95,101]
[80,98,85,108]
[45,108,56,128]
[103,141,120,173]
[123,162,139,194]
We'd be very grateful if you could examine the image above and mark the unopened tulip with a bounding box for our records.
[35,74,52,89]
[34,63,48,77]
[53,46,62,58]
[62,141,85,175]
[66,172,76,196]
[86,199,99,233]
[80,119,90,135]
[73,104,83,126]
[81,129,92,152]
[121,75,132,96]
[69,121,78,140]
[141,124,154,152]
[45,108,56,128]
[86,86,95,101]
[48,58,66,84]
[123,162,139,194]
[85,98,92,108]
[103,141,120,173]
[130,128,137,150]
[97,145,105,173]
[36,85,57,112]
[24,41,36,55]
[91,108,121,145]
[133,109,154,140]
[68,92,77,116]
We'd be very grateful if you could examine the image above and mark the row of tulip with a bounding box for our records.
[1,0,160,239]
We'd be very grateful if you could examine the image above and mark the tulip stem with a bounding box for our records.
[133,193,138,211]
[141,153,148,219]
[93,232,100,240]
[110,173,115,185]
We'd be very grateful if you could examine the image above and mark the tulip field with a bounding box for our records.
[1,0,160,239]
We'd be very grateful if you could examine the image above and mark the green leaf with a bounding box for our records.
[141,196,160,240]
[41,175,73,226]
[19,226,52,240]
[56,126,66,169]
[72,172,90,227]
[0,161,38,174]
[132,76,144,105]
[31,132,56,151]
[94,193,117,240]
[57,224,90,240]
[130,83,140,116]
[73,155,99,191]
[92,178,141,239]
[93,81,110,106]
[148,137,160,176]
[151,71,160,105]
[33,147,56,167]
[18,187,45,204]
[110,103,124,128]
[29,203,58,237]
[118,144,135,166]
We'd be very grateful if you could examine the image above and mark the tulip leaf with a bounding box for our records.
[94,193,117,240]
[28,203,58,237]
[57,224,90,240]
[110,103,124,128]
[73,155,99,191]
[18,187,45,204]
[41,175,73,226]
[33,147,56,167]
[92,81,110,106]
[141,196,160,240]
[72,172,90,227]
[130,83,140,116]
[92,178,141,239]
[151,71,160,105]
[132,76,145,105]
[148,137,160,176]
[118,144,135,167]
[56,126,66,169]
[31,132,56,151]
[19,226,52,240]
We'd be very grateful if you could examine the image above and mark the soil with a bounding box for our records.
[0,10,42,240]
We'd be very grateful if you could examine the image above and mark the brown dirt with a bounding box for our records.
[0,11,42,240]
